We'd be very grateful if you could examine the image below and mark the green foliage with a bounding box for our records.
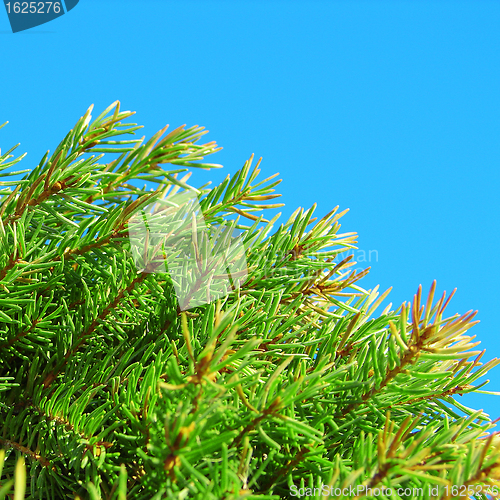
[1,103,500,499]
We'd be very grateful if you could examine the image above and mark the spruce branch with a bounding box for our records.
[0,103,499,499]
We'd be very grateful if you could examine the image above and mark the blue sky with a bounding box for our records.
[1,0,499,418]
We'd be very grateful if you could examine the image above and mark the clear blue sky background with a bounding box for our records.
[1,1,499,418]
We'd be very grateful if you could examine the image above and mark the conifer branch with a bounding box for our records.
[1,104,499,498]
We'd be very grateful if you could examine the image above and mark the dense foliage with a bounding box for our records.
[0,103,499,499]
